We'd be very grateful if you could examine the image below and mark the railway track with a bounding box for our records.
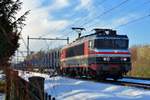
[21,71,150,90]
[103,79,150,90]
[124,76,150,80]
[67,76,150,90]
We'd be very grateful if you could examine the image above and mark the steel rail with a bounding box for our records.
[67,76,150,90]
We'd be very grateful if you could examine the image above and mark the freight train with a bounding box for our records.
[16,28,131,80]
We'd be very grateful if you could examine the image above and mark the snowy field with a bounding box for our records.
[0,93,5,100]
[19,71,150,100]
[0,73,5,100]
[45,77,150,100]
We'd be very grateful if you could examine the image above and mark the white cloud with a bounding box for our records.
[17,0,70,51]
[49,0,69,10]
[75,0,92,11]
[72,0,104,30]
[19,0,70,36]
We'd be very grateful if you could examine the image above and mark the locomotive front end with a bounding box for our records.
[88,29,131,80]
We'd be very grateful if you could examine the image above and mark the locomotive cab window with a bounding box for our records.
[94,39,113,49]
[94,39,128,49]
[115,39,128,49]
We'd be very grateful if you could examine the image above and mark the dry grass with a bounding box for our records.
[0,80,5,93]
[128,45,150,78]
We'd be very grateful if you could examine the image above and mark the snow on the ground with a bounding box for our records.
[18,71,49,81]
[0,93,5,100]
[0,74,5,81]
[45,76,150,100]
[19,71,150,100]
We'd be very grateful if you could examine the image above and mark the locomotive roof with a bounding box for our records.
[63,29,128,49]
[79,33,128,39]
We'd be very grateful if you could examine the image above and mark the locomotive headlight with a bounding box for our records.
[121,57,127,61]
[123,58,127,61]
[103,57,107,61]
[103,57,110,61]
[107,57,110,61]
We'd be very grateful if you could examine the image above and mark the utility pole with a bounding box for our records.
[67,37,69,44]
[16,50,18,64]
[27,36,29,57]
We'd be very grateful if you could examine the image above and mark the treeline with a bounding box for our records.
[129,45,150,78]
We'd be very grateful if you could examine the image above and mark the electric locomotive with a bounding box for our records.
[60,28,131,80]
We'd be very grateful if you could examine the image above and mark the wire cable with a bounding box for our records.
[84,0,130,29]
[116,13,150,28]
[58,0,130,38]
[41,0,109,39]
[38,0,105,38]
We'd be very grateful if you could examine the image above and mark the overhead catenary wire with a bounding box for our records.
[64,0,150,38]
[38,0,108,40]
[39,0,108,38]
[100,0,150,29]
[84,0,150,30]
[59,0,130,38]
[24,0,150,52]
[84,13,150,36]
[38,0,150,41]
[123,0,150,13]
[69,0,109,28]
[84,0,130,29]
[43,0,109,39]
[116,13,150,28]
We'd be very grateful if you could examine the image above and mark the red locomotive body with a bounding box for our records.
[60,29,131,80]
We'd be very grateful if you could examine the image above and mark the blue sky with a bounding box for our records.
[18,0,150,52]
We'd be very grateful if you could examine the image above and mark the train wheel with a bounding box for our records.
[99,76,106,81]
[69,69,76,77]
[113,75,120,81]
[94,74,105,81]
[113,74,123,81]
[113,77,119,81]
